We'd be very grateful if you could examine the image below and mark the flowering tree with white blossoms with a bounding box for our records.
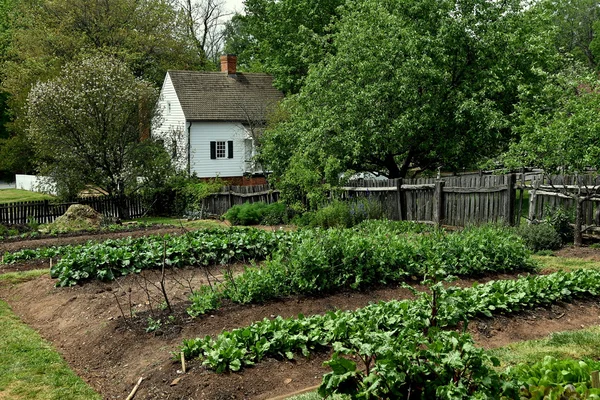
[27,54,172,214]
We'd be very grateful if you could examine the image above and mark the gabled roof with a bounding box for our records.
[168,70,284,122]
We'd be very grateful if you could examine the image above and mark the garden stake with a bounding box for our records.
[125,377,143,400]
[592,370,600,389]
[181,351,186,373]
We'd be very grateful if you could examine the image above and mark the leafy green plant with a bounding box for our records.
[187,286,222,317]
[224,201,292,226]
[145,317,162,333]
[544,206,575,244]
[509,357,600,399]
[518,222,563,252]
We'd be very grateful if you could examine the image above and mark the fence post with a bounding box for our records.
[433,180,445,226]
[528,179,540,224]
[504,173,517,226]
[396,178,405,221]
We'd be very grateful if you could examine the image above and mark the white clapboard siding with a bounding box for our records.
[152,73,187,169]
[190,122,249,178]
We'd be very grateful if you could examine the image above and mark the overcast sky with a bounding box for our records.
[224,0,245,15]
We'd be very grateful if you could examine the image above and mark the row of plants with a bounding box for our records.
[187,224,537,315]
[181,268,600,398]
[3,228,291,286]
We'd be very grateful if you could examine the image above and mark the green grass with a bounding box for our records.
[0,189,55,204]
[133,216,224,230]
[0,299,101,399]
[534,255,600,272]
[0,269,49,285]
[490,326,600,368]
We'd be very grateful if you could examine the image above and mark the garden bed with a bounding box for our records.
[1,226,600,399]
[0,262,599,399]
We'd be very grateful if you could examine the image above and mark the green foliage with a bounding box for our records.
[506,67,600,174]
[188,224,537,312]
[517,223,563,252]
[181,268,600,380]
[174,176,224,217]
[224,201,292,226]
[544,206,575,244]
[259,0,557,203]
[294,198,385,228]
[27,55,168,201]
[187,286,222,317]
[228,0,344,93]
[509,357,600,399]
[145,317,162,333]
[3,228,290,286]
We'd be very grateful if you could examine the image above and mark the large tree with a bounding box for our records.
[27,55,171,207]
[2,0,203,141]
[225,0,345,94]
[505,67,600,246]
[259,0,558,204]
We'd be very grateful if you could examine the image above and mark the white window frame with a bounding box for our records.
[216,140,226,159]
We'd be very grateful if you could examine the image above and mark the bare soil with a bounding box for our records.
[0,242,599,399]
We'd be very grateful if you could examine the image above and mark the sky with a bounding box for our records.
[224,0,245,15]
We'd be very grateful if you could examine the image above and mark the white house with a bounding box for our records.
[152,55,284,182]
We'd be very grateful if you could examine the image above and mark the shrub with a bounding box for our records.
[544,206,574,244]
[295,198,385,229]
[224,202,292,226]
[517,222,562,252]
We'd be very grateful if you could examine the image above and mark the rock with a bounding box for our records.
[171,377,182,386]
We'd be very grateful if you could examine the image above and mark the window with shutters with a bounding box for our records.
[216,141,226,159]
[210,140,234,160]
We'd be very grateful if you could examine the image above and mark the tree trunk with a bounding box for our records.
[574,197,583,247]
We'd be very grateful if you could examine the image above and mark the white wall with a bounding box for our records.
[152,73,188,170]
[15,174,57,195]
[190,122,251,178]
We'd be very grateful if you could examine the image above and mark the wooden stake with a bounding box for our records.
[591,370,600,389]
[49,258,52,268]
[181,352,186,373]
[125,377,143,400]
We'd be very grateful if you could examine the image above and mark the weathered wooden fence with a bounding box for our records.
[341,174,516,226]
[203,184,280,216]
[0,196,146,225]
[522,174,600,227]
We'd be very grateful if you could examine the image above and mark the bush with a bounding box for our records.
[544,206,574,244]
[224,201,292,226]
[517,222,562,252]
[295,198,385,229]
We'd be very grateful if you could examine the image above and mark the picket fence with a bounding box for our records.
[0,196,145,225]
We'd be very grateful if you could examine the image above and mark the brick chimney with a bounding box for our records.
[220,54,237,76]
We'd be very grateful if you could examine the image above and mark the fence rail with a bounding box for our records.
[0,196,146,225]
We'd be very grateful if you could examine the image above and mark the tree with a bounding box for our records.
[27,55,171,216]
[505,67,600,247]
[259,0,558,206]
[2,0,203,151]
[176,0,229,67]
[226,0,345,93]
[548,0,600,71]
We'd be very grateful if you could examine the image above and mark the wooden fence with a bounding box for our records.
[202,172,600,229]
[0,196,146,225]
[341,174,516,226]
[203,184,280,216]
[522,174,600,227]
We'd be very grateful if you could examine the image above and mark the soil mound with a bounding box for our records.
[43,204,103,232]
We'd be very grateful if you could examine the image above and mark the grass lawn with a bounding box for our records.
[0,189,55,204]
[134,216,225,230]
[0,299,100,400]
[533,255,600,272]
